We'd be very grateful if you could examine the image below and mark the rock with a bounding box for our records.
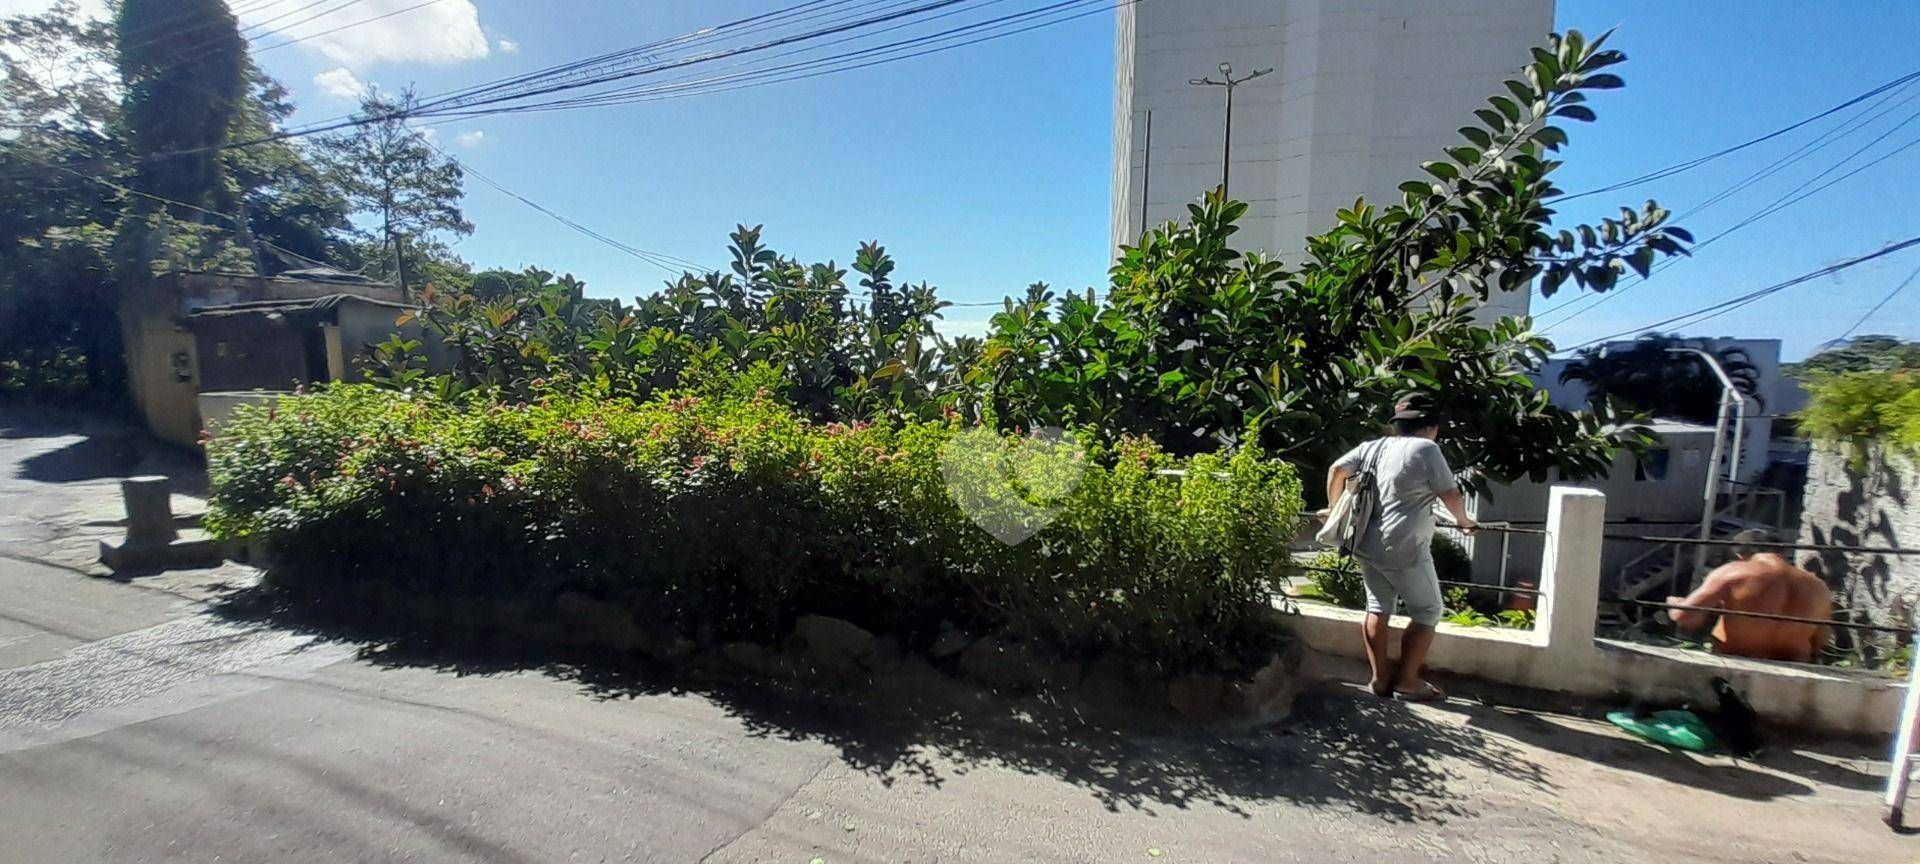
[1076,651,1138,711]
[1237,641,1305,726]
[794,615,876,662]
[721,641,776,675]
[928,626,972,660]
[859,635,904,674]
[958,636,1080,694]
[1167,673,1236,724]
[647,632,696,661]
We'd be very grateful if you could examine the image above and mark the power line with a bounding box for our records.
[1837,258,1920,340]
[1539,107,1920,334]
[1535,79,1920,326]
[432,143,710,277]
[73,1,1118,171]
[1558,66,1920,202]
[1563,235,1920,352]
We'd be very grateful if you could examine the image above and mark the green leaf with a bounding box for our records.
[1553,104,1598,122]
[1458,126,1493,148]
[1490,95,1522,122]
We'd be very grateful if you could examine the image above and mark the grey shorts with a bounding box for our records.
[1360,555,1443,627]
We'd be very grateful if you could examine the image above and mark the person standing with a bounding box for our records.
[1325,393,1476,702]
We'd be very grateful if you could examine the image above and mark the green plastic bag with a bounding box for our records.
[1606,709,1718,752]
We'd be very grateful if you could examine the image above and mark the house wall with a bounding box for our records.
[329,300,454,382]
[192,316,314,393]
[1111,0,1552,323]
[1469,429,1716,591]
[1537,337,1785,483]
[120,272,406,447]
[1798,441,1919,645]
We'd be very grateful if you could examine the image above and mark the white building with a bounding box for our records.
[1537,337,1788,485]
[1110,0,1554,321]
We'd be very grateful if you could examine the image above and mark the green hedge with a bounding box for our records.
[206,377,1303,670]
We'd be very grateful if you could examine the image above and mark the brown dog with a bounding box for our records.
[1667,553,1832,663]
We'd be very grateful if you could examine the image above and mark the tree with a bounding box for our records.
[224,64,354,273]
[969,30,1686,488]
[1786,335,1920,378]
[316,89,472,293]
[1558,333,1763,424]
[113,0,247,273]
[0,2,125,397]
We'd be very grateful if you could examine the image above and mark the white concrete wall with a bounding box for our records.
[1112,0,1552,322]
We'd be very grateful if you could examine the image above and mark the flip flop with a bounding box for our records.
[1393,681,1447,703]
[1369,681,1393,698]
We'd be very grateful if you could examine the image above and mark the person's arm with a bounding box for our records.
[1326,465,1352,511]
[1439,487,1476,534]
[1425,443,1476,533]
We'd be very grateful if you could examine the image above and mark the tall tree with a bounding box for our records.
[0,1,126,397]
[224,64,354,273]
[115,0,245,216]
[316,89,471,293]
[1558,333,1764,424]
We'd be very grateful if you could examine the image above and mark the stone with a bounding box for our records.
[1166,673,1235,724]
[929,626,972,660]
[122,476,178,545]
[1235,641,1305,726]
[98,476,225,572]
[958,636,1079,694]
[793,614,876,661]
[859,635,905,674]
[721,641,776,675]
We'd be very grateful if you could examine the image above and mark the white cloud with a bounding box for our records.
[313,67,365,101]
[419,127,438,143]
[241,0,489,69]
[455,129,484,148]
[496,38,519,54]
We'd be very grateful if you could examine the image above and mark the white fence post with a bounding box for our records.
[1538,486,1606,662]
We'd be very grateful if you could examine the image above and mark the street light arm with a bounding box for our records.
[1189,77,1223,86]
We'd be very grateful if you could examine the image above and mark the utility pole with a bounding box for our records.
[1189,62,1271,198]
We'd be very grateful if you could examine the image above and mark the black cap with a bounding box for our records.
[1392,391,1439,421]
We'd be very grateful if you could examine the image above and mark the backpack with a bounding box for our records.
[1315,440,1385,556]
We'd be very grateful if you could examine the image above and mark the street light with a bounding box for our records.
[1189,62,1272,198]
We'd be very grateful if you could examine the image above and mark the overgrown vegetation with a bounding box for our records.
[1797,370,1920,456]
[371,30,1683,495]
[206,375,1303,671]
[0,2,467,402]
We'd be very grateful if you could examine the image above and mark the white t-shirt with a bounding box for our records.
[1333,436,1459,569]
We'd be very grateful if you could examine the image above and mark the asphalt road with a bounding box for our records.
[0,406,1908,863]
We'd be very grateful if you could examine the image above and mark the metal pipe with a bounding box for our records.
[1667,347,1748,581]
[1139,109,1152,238]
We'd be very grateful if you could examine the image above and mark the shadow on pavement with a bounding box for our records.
[210,587,1553,825]
[1,403,207,495]
[1431,696,1866,802]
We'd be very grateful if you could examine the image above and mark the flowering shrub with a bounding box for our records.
[206,374,1303,670]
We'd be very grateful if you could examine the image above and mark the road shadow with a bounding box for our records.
[209,586,1551,824]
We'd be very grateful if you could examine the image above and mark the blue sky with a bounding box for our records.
[14,0,1920,358]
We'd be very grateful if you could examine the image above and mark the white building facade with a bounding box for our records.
[1110,0,1554,321]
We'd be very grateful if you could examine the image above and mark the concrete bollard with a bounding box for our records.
[100,475,221,572]
[121,476,179,546]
